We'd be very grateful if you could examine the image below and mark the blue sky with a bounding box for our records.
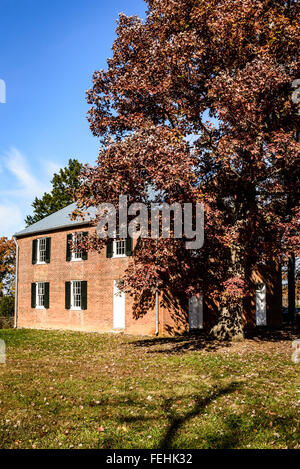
[0,0,147,237]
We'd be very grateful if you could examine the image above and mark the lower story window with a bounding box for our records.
[37,282,45,307]
[71,280,81,309]
[188,295,203,330]
[256,283,267,326]
[32,282,49,309]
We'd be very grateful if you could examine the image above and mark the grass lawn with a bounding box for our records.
[0,328,299,449]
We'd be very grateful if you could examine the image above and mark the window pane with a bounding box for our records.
[37,282,45,307]
[39,238,46,262]
[72,233,83,259]
[115,239,125,256]
[72,281,81,308]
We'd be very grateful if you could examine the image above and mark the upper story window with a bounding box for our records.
[32,237,51,264]
[71,233,83,261]
[113,239,126,257]
[66,232,88,262]
[38,238,47,263]
[106,238,132,258]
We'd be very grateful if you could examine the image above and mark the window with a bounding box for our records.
[32,238,51,264]
[65,281,87,310]
[113,239,126,257]
[38,238,46,263]
[106,238,132,258]
[256,283,267,326]
[31,282,49,309]
[71,233,83,261]
[66,232,88,262]
[189,295,203,330]
[36,282,45,308]
[71,281,81,309]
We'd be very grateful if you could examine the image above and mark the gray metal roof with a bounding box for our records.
[14,203,97,238]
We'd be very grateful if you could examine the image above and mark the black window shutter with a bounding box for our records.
[44,282,50,309]
[31,283,36,308]
[45,238,51,263]
[106,240,113,258]
[32,239,38,264]
[65,282,71,309]
[81,281,87,310]
[82,232,88,260]
[66,234,72,261]
[126,237,133,256]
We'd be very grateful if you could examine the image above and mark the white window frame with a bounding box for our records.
[256,283,267,326]
[71,280,82,310]
[37,238,47,264]
[189,295,203,330]
[36,282,45,309]
[71,233,83,262]
[112,239,126,258]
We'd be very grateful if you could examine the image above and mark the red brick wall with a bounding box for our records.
[16,226,159,335]
[16,226,282,335]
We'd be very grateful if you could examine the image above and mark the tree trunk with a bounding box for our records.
[288,253,296,323]
[210,303,244,341]
[210,244,245,341]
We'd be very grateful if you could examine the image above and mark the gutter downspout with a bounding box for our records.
[155,234,159,336]
[155,289,159,336]
[13,237,19,329]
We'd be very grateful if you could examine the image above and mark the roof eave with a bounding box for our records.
[14,220,93,239]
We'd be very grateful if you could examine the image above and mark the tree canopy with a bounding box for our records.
[25,158,82,226]
[76,0,300,338]
[0,237,15,297]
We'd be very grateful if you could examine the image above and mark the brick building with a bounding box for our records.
[14,203,282,335]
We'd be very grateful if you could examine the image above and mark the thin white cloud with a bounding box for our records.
[0,147,61,237]
[3,147,50,198]
[0,202,23,237]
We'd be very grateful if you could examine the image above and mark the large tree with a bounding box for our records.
[76,0,300,338]
[25,158,82,226]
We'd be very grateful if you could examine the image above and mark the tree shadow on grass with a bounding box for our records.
[129,327,299,355]
[158,381,241,449]
[131,332,230,354]
[107,381,242,449]
[244,327,299,342]
[93,381,243,449]
[203,413,247,449]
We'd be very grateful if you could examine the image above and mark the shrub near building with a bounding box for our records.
[0,296,14,328]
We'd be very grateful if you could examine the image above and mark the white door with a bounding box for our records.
[189,295,203,330]
[256,283,267,326]
[113,280,125,329]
